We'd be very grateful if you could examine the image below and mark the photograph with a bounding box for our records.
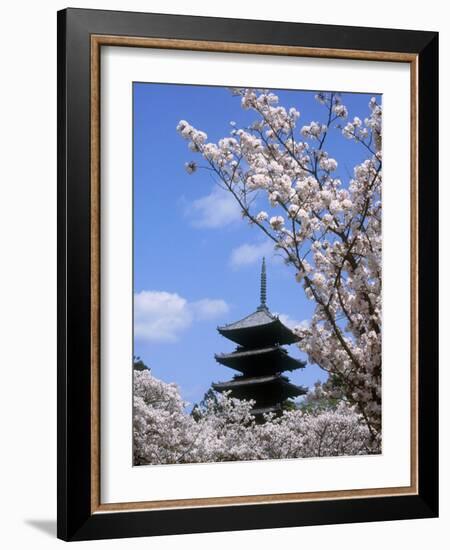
[132,84,383,466]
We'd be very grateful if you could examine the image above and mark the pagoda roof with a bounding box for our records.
[219,307,279,331]
[217,306,300,347]
[215,345,306,373]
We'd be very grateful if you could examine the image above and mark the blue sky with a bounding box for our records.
[133,83,380,407]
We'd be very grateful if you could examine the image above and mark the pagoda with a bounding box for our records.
[212,258,307,417]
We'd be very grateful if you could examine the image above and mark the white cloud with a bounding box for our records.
[229,241,273,269]
[191,298,229,320]
[134,291,192,343]
[277,313,309,331]
[188,186,241,228]
[134,290,229,343]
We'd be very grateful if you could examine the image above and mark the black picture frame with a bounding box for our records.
[57,7,438,541]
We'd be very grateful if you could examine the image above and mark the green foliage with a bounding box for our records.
[133,356,150,371]
[282,399,298,412]
[298,380,341,413]
[191,388,220,421]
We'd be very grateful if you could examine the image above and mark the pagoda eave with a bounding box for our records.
[217,323,299,347]
[215,346,306,373]
[213,374,281,391]
[217,306,301,347]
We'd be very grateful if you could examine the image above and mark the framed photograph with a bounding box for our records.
[57,8,438,541]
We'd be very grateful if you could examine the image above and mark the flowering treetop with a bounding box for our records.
[134,369,377,465]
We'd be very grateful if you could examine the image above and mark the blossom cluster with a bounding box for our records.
[177,90,382,437]
[133,370,377,465]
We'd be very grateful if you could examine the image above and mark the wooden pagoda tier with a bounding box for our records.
[212,258,307,417]
[215,345,305,376]
[217,307,300,348]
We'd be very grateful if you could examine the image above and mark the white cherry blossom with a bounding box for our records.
[134,370,377,465]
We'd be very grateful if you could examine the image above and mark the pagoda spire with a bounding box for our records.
[259,257,267,310]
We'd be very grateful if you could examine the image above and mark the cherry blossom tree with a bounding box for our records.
[134,370,376,465]
[133,369,196,465]
[177,90,382,440]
